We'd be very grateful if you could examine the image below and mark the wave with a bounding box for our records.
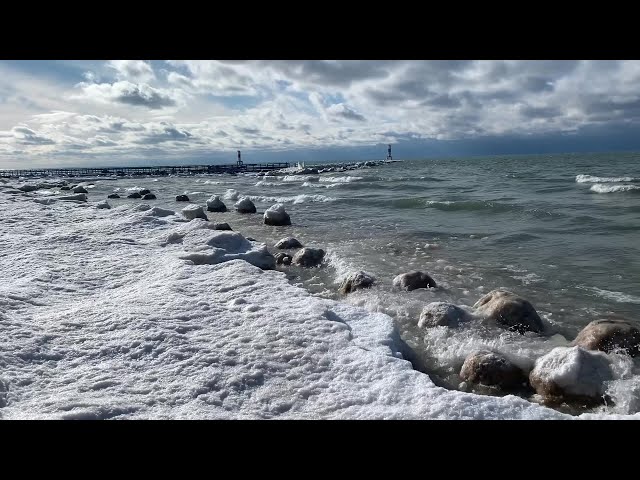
[319,176,363,183]
[590,184,640,193]
[282,175,319,183]
[254,180,282,187]
[246,194,336,204]
[576,174,638,183]
[582,286,640,304]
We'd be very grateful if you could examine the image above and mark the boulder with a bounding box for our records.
[460,350,527,390]
[274,237,303,249]
[235,197,256,213]
[18,184,40,192]
[181,204,208,221]
[529,346,613,403]
[292,248,325,267]
[59,193,87,202]
[264,203,291,226]
[339,271,375,294]
[139,189,151,196]
[176,195,190,202]
[572,319,640,357]
[392,271,437,291]
[73,186,88,194]
[418,302,473,328]
[142,193,157,200]
[473,289,544,334]
[274,252,293,265]
[107,193,120,199]
[213,222,233,231]
[206,195,227,212]
[96,201,111,209]
[127,192,142,199]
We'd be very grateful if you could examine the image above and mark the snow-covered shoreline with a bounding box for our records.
[0,186,636,419]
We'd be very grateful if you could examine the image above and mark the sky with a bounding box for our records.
[2,60,640,168]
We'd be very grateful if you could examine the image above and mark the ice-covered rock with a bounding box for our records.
[127,192,142,199]
[181,204,208,221]
[213,222,232,231]
[176,195,190,202]
[18,184,40,192]
[293,248,325,267]
[460,350,527,390]
[339,271,376,294]
[146,207,175,217]
[572,319,640,357]
[529,346,613,402]
[235,197,256,213]
[418,302,473,328]
[274,237,303,249]
[274,252,293,265]
[142,194,156,200]
[139,189,151,196]
[59,193,87,201]
[393,271,437,291]
[473,289,544,334]
[179,230,276,270]
[96,201,111,209]
[263,203,291,226]
[73,186,89,194]
[107,193,120,199]
[206,195,227,212]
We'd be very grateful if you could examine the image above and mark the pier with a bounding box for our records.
[0,162,290,179]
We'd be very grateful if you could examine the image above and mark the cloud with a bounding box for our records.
[74,81,177,109]
[133,123,193,144]
[108,60,155,82]
[326,103,366,122]
[11,126,55,145]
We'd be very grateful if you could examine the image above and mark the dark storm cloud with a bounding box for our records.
[115,84,176,109]
[134,125,192,144]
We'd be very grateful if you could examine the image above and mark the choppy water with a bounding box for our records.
[27,151,640,413]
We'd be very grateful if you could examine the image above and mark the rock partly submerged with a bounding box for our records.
[473,289,544,334]
[293,248,325,267]
[418,302,473,328]
[460,350,528,391]
[206,195,227,212]
[572,319,640,357]
[264,203,291,226]
[393,271,437,291]
[339,271,375,294]
[274,237,303,249]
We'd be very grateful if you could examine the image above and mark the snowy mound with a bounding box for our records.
[96,201,111,210]
[146,207,176,218]
[182,204,208,221]
[180,230,276,270]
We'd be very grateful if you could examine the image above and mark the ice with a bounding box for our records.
[0,185,638,419]
[181,204,208,221]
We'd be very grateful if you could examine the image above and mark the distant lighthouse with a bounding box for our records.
[237,150,243,166]
[386,144,392,160]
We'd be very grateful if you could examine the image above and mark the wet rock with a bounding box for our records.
[127,192,142,199]
[139,189,151,196]
[60,186,71,191]
[392,271,437,291]
[339,271,375,294]
[529,346,613,403]
[246,237,256,241]
[142,193,157,200]
[274,237,303,249]
[274,252,293,265]
[460,350,527,390]
[473,289,544,334]
[572,319,640,357]
[418,302,473,328]
[213,222,233,231]
[107,193,120,199]
[181,204,208,221]
[73,186,89,194]
[264,203,291,226]
[292,247,325,267]
[206,195,227,212]
[18,184,40,192]
[235,197,256,213]
[176,195,190,202]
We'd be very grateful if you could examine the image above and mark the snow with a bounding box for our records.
[0,183,638,419]
[181,204,208,221]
